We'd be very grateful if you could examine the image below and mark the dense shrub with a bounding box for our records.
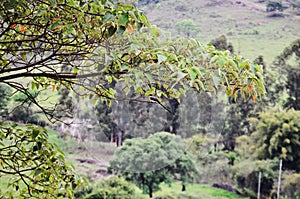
[281,173,300,198]
[198,151,233,184]
[233,160,277,199]
[83,177,135,199]
[74,186,93,199]
[249,109,300,171]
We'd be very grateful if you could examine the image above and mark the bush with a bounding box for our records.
[281,173,300,198]
[74,186,93,199]
[233,160,277,199]
[154,192,179,199]
[83,177,135,199]
[198,151,233,184]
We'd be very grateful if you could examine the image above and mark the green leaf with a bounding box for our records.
[217,57,226,67]
[20,52,26,60]
[31,81,36,90]
[121,64,128,71]
[34,168,44,176]
[196,79,205,91]
[157,54,167,64]
[212,73,221,88]
[118,13,129,26]
[145,73,154,82]
[66,24,74,34]
[50,20,60,30]
[32,129,39,139]
[103,12,115,23]
[177,70,187,82]
[240,60,250,70]
[53,143,65,155]
[188,68,197,81]
[145,87,155,96]
[73,67,78,73]
[139,13,149,26]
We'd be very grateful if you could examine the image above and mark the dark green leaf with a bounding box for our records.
[34,168,44,176]
[118,13,129,26]
[108,26,117,37]
[118,26,126,35]
[32,129,39,139]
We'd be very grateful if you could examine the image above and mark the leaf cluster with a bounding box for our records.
[0,122,82,198]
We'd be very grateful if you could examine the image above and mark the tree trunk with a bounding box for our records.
[182,183,186,192]
[149,185,153,198]
[110,130,114,143]
[117,130,123,147]
[164,98,179,134]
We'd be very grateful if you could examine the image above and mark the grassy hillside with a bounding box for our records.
[141,0,300,65]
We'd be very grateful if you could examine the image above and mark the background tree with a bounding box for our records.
[281,173,300,198]
[7,91,39,124]
[108,132,198,198]
[174,19,200,38]
[209,35,234,53]
[249,108,300,171]
[169,151,199,191]
[221,98,256,151]
[266,1,286,12]
[273,39,300,110]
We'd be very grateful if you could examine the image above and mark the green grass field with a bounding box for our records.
[134,182,249,199]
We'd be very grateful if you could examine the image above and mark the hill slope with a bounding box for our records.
[141,0,300,64]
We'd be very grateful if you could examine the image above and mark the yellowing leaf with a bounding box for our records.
[253,94,257,103]
[19,24,25,33]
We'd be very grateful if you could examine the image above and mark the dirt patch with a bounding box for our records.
[75,158,108,167]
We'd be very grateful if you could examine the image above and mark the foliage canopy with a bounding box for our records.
[250,108,300,171]
[108,132,198,198]
[0,0,266,197]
